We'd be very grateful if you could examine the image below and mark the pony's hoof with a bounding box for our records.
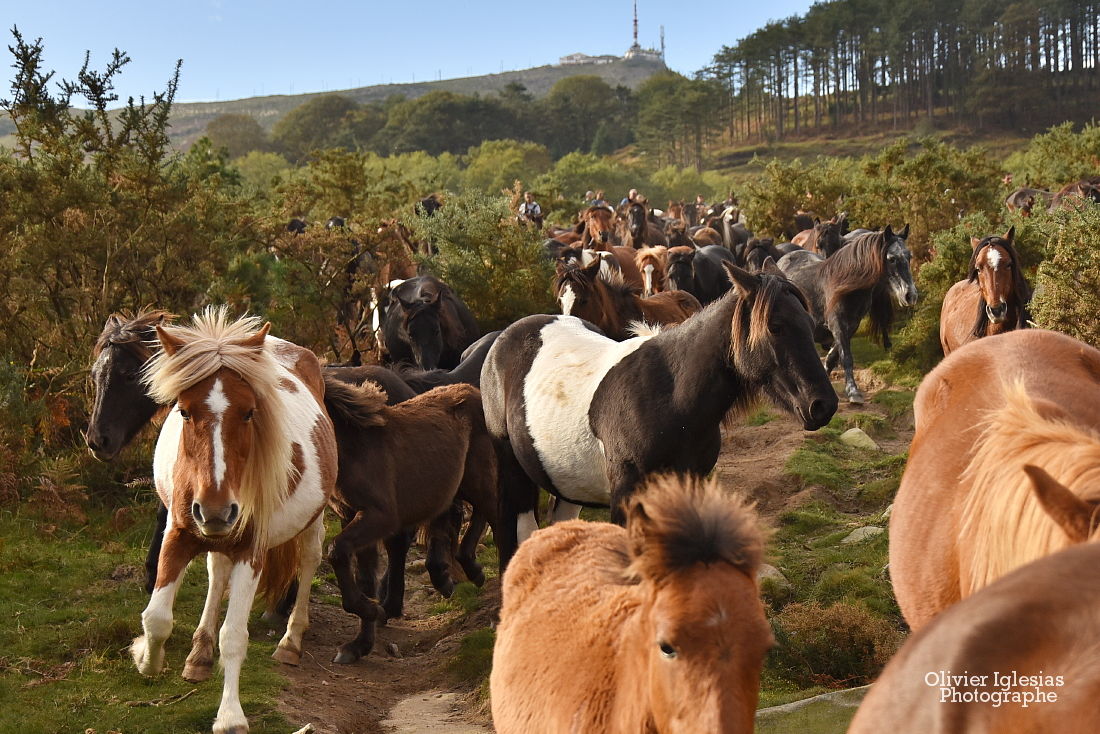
[380,601,403,622]
[333,647,361,665]
[465,566,486,587]
[181,661,213,683]
[847,392,866,405]
[272,645,301,666]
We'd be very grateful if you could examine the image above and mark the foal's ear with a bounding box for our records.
[1024,464,1097,543]
[1003,225,1016,243]
[761,257,782,276]
[722,260,758,296]
[898,223,910,239]
[626,498,654,558]
[883,224,894,241]
[155,324,185,356]
[241,322,271,350]
[970,236,983,251]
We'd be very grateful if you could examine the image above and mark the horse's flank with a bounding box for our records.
[958,381,1100,596]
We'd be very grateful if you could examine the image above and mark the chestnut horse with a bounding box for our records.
[133,308,336,734]
[491,474,771,734]
[555,259,702,341]
[574,205,619,249]
[851,540,1100,733]
[940,227,1031,356]
[889,329,1100,631]
[634,245,668,297]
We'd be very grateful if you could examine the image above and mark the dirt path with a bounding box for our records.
[279,373,914,733]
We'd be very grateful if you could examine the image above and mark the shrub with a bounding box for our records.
[1004,121,1100,188]
[1031,205,1100,348]
[409,189,556,330]
[769,601,903,687]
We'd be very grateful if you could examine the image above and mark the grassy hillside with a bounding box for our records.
[164,57,666,149]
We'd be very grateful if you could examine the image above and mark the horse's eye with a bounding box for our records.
[769,322,783,335]
[123,371,138,383]
[243,409,255,423]
[658,641,677,659]
[179,408,191,421]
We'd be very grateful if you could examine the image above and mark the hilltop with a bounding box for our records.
[164,56,666,149]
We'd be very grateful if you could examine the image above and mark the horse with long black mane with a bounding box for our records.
[779,226,918,404]
[555,258,701,341]
[940,227,1031,356]
[132,308,336,734]
[382,275,479,370]
[621,201,668,249]
[666,245,738,304]
[482,259,837,569]
[320,378,498,664]
[491,473,771,734]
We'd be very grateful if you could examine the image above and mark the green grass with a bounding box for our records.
[447,628,496,683]
[428,581,483,616]
[745,406,778,426]
[871,389,916,420]
[0,506,290,734]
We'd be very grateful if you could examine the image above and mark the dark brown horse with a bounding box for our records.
[321,379,499,664]
[1004,186,1052,216]
[791,214,846,257]
[381,275,480,370]
[621,201,669,249]
[1049,179,1100,212]
[939,227,1031,356]
[555,259,701,341]
[558,246,645,292]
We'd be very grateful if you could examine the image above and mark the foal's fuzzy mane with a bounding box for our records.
[142,307,293,550]
[94,309,174,360]
[618,474,765,584]
[958,381,1100,596]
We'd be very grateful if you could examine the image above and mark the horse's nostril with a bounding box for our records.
[226,503,239,525]
[192,502,204,524]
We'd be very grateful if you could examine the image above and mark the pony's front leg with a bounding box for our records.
[213,561,262,734]
[182,551,232,682]
[131,528,200,676]
[828,317,864,404]
[274,516,325,666]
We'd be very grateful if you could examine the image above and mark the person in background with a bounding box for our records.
[585,190,596,207]
[518,191,543,229]
[593,190,609,208]
[619,188,639,208]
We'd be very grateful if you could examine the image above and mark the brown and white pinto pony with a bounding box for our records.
[635,245,669,297]
[558,245,645,292]
[555,259,702,341]
[851,540,1100,733]
[491,473,771,734]
[889,329,1100,631]
[939,227,1031,356]
[133,308,336,734]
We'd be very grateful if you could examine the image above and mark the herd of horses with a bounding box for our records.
[79,183,1100,732]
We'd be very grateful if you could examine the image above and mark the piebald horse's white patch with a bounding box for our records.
[207,379,229,489]
[523,317,655,505]
[560,284,576,316]
[985,246,1002,270]
[643,263,655,296]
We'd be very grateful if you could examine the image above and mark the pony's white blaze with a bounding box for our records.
[560,284,576,316]
[986,247,1002,270]
[206,378,229,489]
[523,317,654,504]
[643,264,655,296]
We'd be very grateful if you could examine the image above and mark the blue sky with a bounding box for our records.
[7,1,817,104]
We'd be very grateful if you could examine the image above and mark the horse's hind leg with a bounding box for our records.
[829,316,864,404]
[379,530,412,621]
[144,502,169,595]
[457,511,487,587]
[328,511,388,664]
[493,439,539,573]
[182,551,231,682]
[275,515,324,667]
[425,509,459,598]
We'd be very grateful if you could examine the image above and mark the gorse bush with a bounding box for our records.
[1031,205,1100,348]
[1004,121,1100,188]
[410,189,556,331]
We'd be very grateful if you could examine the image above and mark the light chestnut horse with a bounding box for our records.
[851,540,1100,733]
[635,245,669,297]
[939,227,1031,356]
[555,258,702,341]
[133,308,336,734]
[491,474,771,734]
[890,329,1100,631]
[574,205,620,249]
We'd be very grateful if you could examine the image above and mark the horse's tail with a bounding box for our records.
[322,372,386,428]
[422,382,480,413]
[258,534,300,607]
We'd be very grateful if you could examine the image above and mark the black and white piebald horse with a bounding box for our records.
[481,260,839,569]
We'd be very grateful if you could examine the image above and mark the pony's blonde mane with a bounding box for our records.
[959,381,1100,595]
[143,306,294,551]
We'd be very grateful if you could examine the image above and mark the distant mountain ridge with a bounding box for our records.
[165,57,667,150]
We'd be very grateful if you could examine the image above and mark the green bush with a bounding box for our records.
[1031,205,1100,347]
[1004,121,1100,188]
[409,189,556,330]
[769,601,903,687]
[741,156,856,238]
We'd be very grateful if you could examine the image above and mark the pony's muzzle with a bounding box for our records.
[986,301,1008,323]
[192,500,240,536]
[802,396,838,431]
[85,430,118,461]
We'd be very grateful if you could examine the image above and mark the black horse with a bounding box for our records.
[666,244,738,304]
[481,260,838,569]
[778,226,918,404]
[382,275,480,370]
